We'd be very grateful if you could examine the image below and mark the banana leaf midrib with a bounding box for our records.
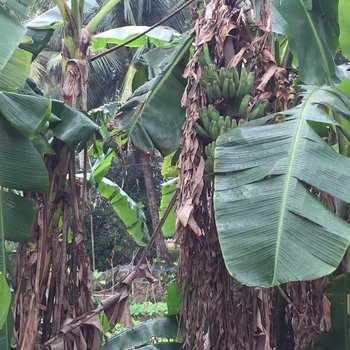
[273,88,316,284]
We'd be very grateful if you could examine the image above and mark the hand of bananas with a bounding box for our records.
[195,105,238,142]
[199,44,254,101]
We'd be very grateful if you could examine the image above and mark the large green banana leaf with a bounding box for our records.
[116,36,192,156]
[272,0,338,84]
[97,178,150,246]
[214,86,350,287]
[101,316,182,350]
[90,26,179,51]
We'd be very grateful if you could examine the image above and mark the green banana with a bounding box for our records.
[211,141,216,159]
[235,73,247,98]
[195,123,211,139]
[218,116,225,129]
[209,120,220,140]
[249,106,261,120]
[228,78,236,98]
[208,64,220,81]
[205,143,212,158]
[231,119,237,128]
[221,78,229,99]
[199,107,211,130]
[224,116,231,129]
[220,126,227,135]
[237,95,250,117]
[231,67,240,87]
[212,81,222,99]
[250,100,270,120]
[219,68,226,87]
[202,43,212,67]
[242,72,254,96]
[205,158,214,173]
[206,83,216,100]
[208,105,220,122]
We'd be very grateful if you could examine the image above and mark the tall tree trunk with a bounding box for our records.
[137,150,168,259]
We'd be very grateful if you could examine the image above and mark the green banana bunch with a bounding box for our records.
[196,105,239,142]
[199,62,238,101]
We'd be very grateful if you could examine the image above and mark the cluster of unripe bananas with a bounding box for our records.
[195,105,239,173]
[196,44,270,173]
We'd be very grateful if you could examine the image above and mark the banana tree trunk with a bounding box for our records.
[137,150,168,259]
[176,0,330,349]
[12,1,121,348]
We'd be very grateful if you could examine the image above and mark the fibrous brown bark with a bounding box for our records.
[175,1,330,349]
[137,150,168,259]
[13,28,99,350]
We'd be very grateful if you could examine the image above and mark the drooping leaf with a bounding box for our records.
[339,0,350,59]
[214,86,350,287]
[0,273,11,330]
[0,48,32,91]
[272,0,338,84]
[51,100,98,149]
[97,177,149,246]
[159,178,177,237]
[0,92,51,137]
[116,36,192,156]
[90,150,115,184]
[90,26,179,51]
[314,273,350,350]
[101,316,182,350]
[0,117,48,191]
[0,9,26,72]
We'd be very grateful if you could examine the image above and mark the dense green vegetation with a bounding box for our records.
[1,0,350,349]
